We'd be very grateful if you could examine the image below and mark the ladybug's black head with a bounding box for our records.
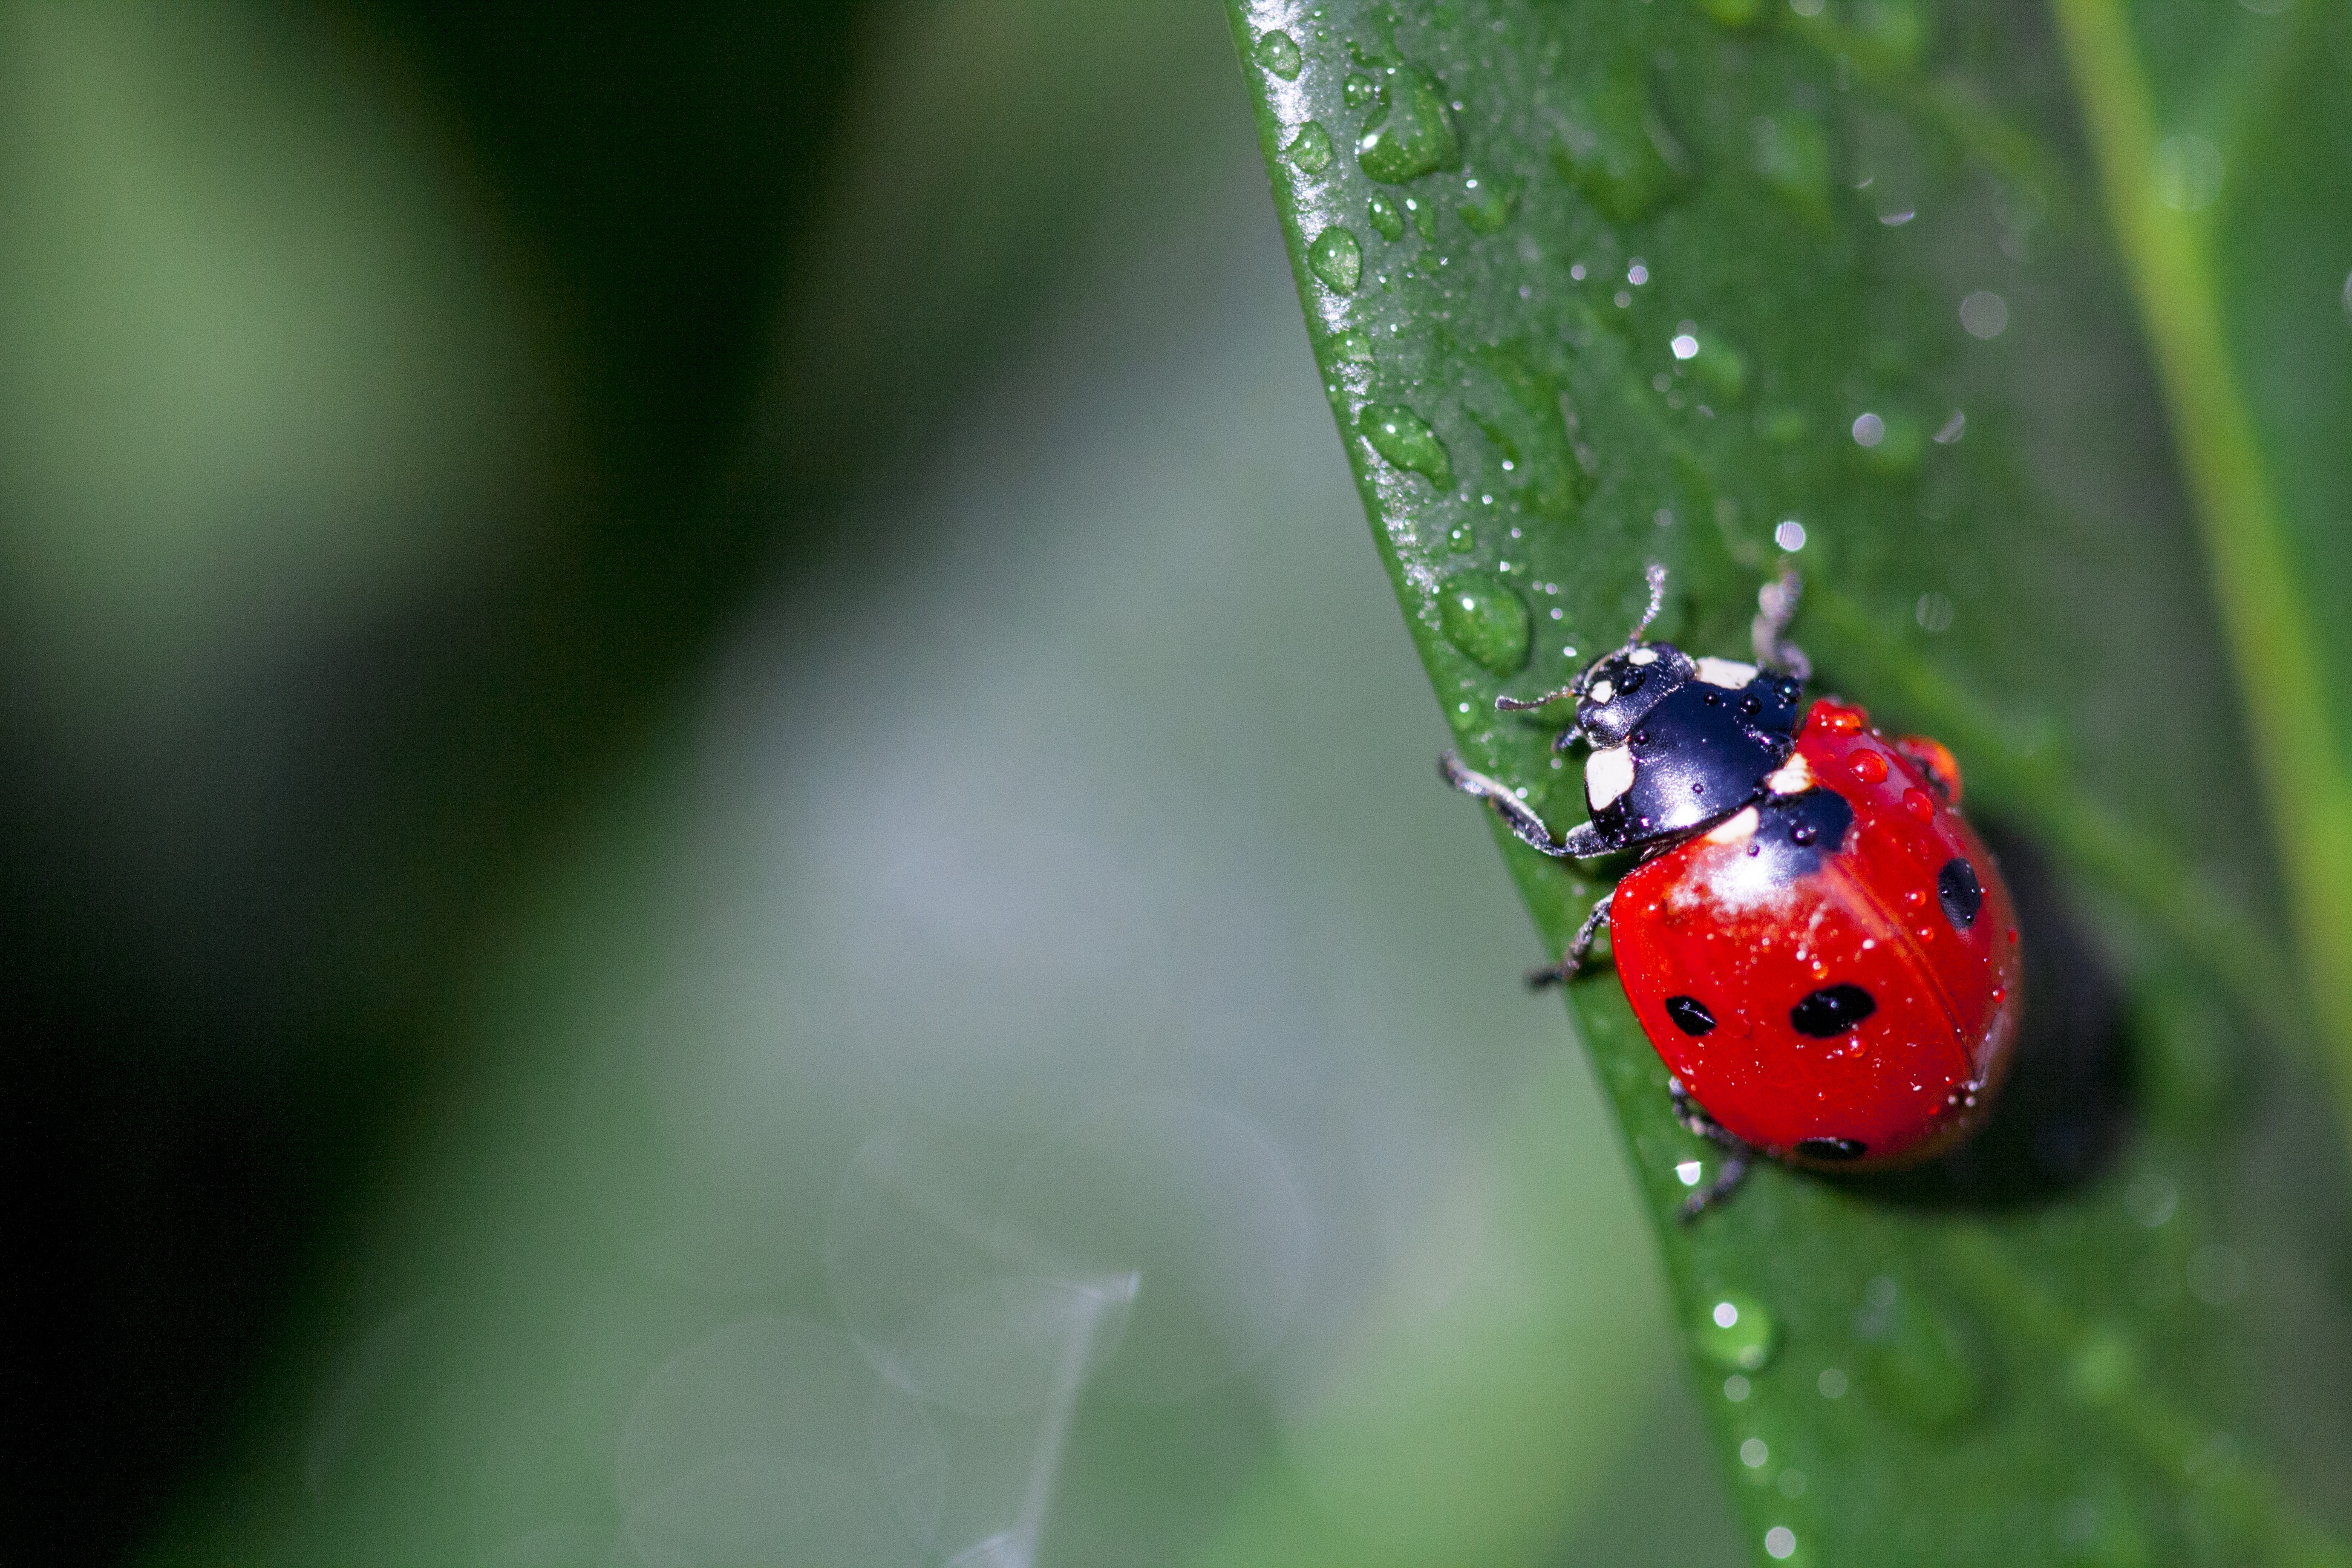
[1575,642,1695,748]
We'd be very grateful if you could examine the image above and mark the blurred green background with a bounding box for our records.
[0,3,1753,1563]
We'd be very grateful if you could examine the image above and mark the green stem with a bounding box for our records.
[2050,0,2352,1140]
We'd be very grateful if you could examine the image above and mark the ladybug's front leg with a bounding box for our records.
[1527,891,1612,990]
[1668,1077,1754,1221]
[1438,751,1572,856]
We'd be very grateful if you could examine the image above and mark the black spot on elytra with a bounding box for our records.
[1664,996,1716,1035]
[1791,983,1876,1037]
[1843,823,2135,1212]
[1795,1137,1867,1161]
[1938,856,1983,931]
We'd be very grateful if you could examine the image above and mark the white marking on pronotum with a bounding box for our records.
[1766,753,1813,794]
[1627,647,1659,665]
[1588,679,1615,704]
[1586,745,1636,808]
[1695,656,1757,688]
[1704,806,1760,845]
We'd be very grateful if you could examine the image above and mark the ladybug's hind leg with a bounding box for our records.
[1527,892,1612,990]
[1668,1077,1755,1221]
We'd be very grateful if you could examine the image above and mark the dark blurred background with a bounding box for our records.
[1,4,1739,1564]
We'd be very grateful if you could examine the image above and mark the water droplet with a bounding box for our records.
[1671,332,1700,360]
[1816,1366,1847,1398]
[1854,1278,1987,1433]
[1286,122,1334,175]
[1342,73,1375,113]
[1765,1525,1798,1560]
[1367,192,1406,242]
[1750,113,1830,226]
[1356,65,1463,184]
[1933,410,1966,444]
[1915,593,1954,633]
[1308,226,1363,293]
[1852,412,1886,448]
[1723,1374,1751,1402]
[1330,328,1373,365]
[1254,29,1303,79]
[1740,1436,1769,1468]
[1357,402,1454,489]
[1960,290,2009,339]
[1459,180,1518,234]
[1695,1293,1779,1372]
[1446,521,1476,552]
[1436,570,1531,675]
[1406,194,1437,240]
[1552,72,1692,223]
[2152,134,2224,212]
[1774,519,1807,552]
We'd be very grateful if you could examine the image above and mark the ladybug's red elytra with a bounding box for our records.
[1441,566,2022,1217]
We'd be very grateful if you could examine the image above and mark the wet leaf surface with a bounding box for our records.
[1229,1,2352,1561]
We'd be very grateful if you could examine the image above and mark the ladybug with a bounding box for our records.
[1441,566,2021,1215]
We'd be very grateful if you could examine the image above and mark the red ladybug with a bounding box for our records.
[1442,567,2021,1215]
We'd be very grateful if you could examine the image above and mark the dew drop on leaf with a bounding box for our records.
[1368,192,1406,241]
[1854,1276,1988,1434]
[1694,1292,1780,1372]
[1253,29,1303,80]
[1286,121,1334,174]
[1357,402,1455,489]
[1308,226,1363,293]
[1551,72,1690,223]
[1436,570,1530,674]
[1459,179,1518,234]
[1749,111,1831,227]
[1356,65,1462,184]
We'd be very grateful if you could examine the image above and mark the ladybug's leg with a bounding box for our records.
[1527,892,1612,990]
[1493,687,1586,753]
[1751,567,1812,684]
[1438,751,1573,857]
[1668,1077,1756,1221]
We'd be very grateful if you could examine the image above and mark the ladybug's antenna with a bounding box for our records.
[1494,560,1670,731]
[1753,568,1812,682]
[1627,561,1668,647]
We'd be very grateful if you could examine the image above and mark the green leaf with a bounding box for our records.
[1229,1,2352,1563]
